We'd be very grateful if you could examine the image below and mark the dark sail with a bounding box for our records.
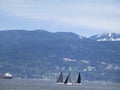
[76,73,81,83]
[64,72,71,84]
[56,72,63,83]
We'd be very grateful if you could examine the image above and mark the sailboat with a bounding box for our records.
[56,72,82,85]
[56,72,64,84]
[75,72,82,85]
[64,72,72,85]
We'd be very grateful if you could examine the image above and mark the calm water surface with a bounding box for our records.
[0,79,120,90]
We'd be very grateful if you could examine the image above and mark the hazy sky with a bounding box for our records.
[0,0,120,36]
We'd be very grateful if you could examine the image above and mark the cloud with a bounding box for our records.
[0,0,120,33]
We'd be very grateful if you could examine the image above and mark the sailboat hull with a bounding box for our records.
[56,82,64,85]
[64,82,72,85]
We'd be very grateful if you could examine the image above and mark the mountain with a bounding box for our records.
[89,33,120,41]
[0,30,120,82]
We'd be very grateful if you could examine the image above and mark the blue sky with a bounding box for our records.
[0,0,120,36]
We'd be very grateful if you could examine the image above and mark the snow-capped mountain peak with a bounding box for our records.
[89,33,120,41]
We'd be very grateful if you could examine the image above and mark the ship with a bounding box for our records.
[0,72,13,79]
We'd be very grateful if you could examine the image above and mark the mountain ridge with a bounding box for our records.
[0,30,119,82]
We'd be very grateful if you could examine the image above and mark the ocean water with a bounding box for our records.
[0,79,120,90]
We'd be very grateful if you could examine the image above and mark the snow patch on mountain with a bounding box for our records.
[105,64,113,69]
[97,38,120,41]
[89,33,120,41]
[109,33,112,37]
[105,64,120,70]
[63,58,76,62]
[83,66,96,71]
[82,60,90,64]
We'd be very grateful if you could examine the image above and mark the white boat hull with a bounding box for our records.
[64,82,73,85]
[56,82,64,85]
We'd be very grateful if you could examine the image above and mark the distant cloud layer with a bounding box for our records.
[0,0,120,36]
